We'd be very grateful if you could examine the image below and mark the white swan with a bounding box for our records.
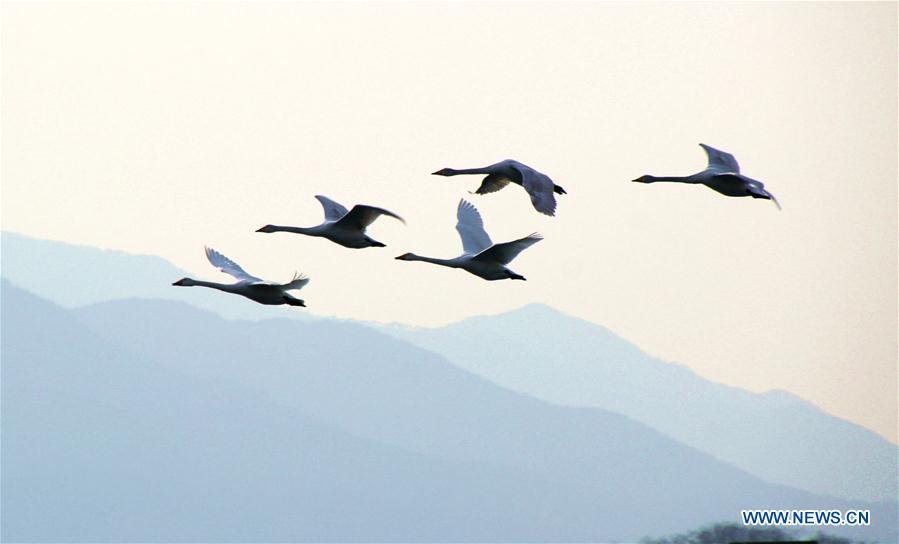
[432,159,567,217]
[632,143,781,209]
[172,247,309,307]
[257,195,405,248]
[395,199,542,281]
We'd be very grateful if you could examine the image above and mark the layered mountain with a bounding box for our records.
[384,304,897,503]
[2,282,649,542]
[3,232,896,541]
[61,288,896,542]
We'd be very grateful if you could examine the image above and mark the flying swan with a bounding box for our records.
[395,199,542,281]
[632,143,781,209]
[257,195,405,248]
[431,159,567,217]
[172,247,309,307]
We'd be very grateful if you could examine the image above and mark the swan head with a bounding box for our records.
[256,225,276,233]
[431,168,455,176]
[631,175,656,183]
[172,277,196,287]
[395,252,415,261]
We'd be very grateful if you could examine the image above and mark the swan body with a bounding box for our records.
[395,199,542,281]
[432,159,566,217]
[632,143,780,209]
[172,247,309,307]
[257,195,405,248]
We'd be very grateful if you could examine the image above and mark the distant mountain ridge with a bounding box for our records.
[383,304,898,503]
[4,281,897,541]
[3,231,896,506]
[74,292,898,542]
[2,282,628,542]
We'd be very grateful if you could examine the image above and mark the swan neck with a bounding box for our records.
[266,225,318,235]
[650,174,703,183]
[409,254,456,266]
[447,167,490,176]
[192,280,238,292]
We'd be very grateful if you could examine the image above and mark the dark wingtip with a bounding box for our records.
[554,185,567,195]
[370,241,387,248]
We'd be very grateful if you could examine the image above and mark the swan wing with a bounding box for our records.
[279,272,310,291]
[699,143,741,173]
[205,247,264,283]
[473,233,543,264]
[513,163,557,216]
[455,199,492,255]
[336,204,405,230]
[315,195,350,222]
[474,173,513,195]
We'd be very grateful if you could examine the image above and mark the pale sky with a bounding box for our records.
[2,2,896,442]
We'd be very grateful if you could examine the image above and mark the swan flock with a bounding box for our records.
[174,145,779,307]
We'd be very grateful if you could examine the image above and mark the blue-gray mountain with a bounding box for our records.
[383,305,897,503]
[3,282,630,542]
[24,287,895,541]
[2,231,896,526]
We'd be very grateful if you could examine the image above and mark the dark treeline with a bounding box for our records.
[642,522,858,544]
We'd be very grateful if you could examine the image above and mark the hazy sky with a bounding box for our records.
[2,2,896,442]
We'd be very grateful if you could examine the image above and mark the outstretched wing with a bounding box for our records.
[513,163,558,216]
[455,199,492,255]
[473,233,543,264]
[336,204,405,231]
[474,173,513,195]
[205,247,263,283]
[699,143,741,173]
[315,195,350,222]
[279,272,310,291]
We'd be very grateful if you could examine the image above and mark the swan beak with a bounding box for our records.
[255,227,266,232]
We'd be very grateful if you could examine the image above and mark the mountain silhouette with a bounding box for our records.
[384,304,897,503]
[2,280,654,542]
[63,288,896,542]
